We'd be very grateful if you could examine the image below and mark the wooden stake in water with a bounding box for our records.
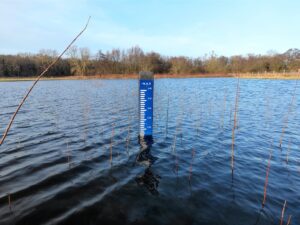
[231,78,240,172]
[280,200,287,225]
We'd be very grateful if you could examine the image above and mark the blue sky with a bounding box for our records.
[0,0,299,57]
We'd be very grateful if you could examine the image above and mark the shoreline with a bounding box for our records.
[1,73,300,82]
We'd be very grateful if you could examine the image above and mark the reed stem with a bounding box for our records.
[110,123,115,165]
[221,89,227,129]
[280,200,287,225]
[231,78,240,172]
[189,149,196,181]
[165,95,169,138]
[286,215,292,225]
[279,81,298,148]
[286,139,291,164]
[67,140,71,167]
[8,193,11,211]
[262,150,272,207]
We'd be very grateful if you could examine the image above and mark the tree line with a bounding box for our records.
[0,47,299,77]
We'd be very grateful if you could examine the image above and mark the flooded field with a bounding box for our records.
[0,78,299,225]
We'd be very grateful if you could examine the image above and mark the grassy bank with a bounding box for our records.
[1,72,300,82]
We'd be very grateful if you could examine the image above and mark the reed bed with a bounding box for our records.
[234,72,300,80]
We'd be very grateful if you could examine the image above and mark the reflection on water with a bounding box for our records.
[135,136,161,195]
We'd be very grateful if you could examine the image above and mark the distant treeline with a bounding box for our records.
[0,46,300,77]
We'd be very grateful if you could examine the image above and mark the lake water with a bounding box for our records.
[0,78,299,225]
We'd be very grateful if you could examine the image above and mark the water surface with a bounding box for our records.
[0,78,299,225]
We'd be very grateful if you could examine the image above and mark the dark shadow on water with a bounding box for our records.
[135,136,161,195]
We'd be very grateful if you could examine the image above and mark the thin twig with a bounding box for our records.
[0,17,91,146]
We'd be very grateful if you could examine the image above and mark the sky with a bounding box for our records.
[0,0,299,57]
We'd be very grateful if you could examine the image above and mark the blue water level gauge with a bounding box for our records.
[139,72,154,137]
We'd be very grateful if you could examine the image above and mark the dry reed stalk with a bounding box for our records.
[229,105,233,125]
[189,149,196,181]
[280,200,287,225]
[172,121,178,153]
[286,139,291,164]
[235,83,241,130]
[221,89,227,129]
[0,17,90,146]
[8,193,11,211]
[279,81,298,148]
[199,112,202,135]
[82,100,90,143]
[231,78,240,171]
[110,123,115,165]
[174,152,178,176]
[179,118,183,145]
[126,124,130,155]
[67,140,71,167]
[172,131,177,153]
[264,95,271,127]
[262,150,272,207]
[286,215,292,225]
[165,95,169,138]
[209,99,212,116]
